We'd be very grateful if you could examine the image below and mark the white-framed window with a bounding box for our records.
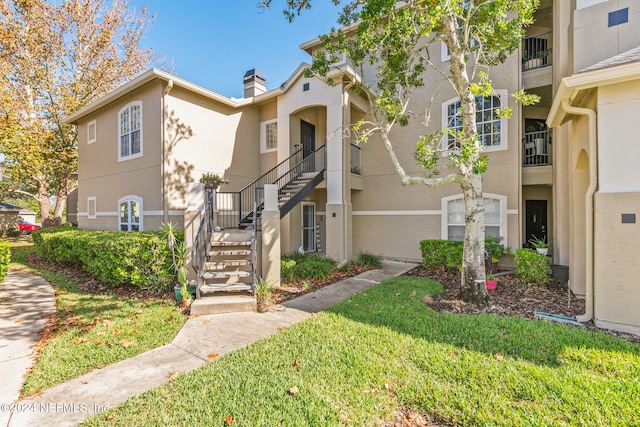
[260,119,278,153]
[301,202,316,252]
[87,197,96,220]
[442,194,506,241]
[87,120,97,144]
[442,90,508,152]
[118,196,142,231]
[118,101,143,161]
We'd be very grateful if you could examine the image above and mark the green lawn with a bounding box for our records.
[83,276,640,426]
[9,240,185,395]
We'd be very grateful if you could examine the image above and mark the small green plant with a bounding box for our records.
[485,236,511,258]
[0,239,10,282]
[281,259,297,283]
[301,280,314,291]
[355,251,382,268]
[514,248,551,284]
[281,254,336,282]
[199,172,228,188]
[255,276,276,308]
[528,235,551,249]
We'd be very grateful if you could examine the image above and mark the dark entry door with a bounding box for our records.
[300,120,315,158]
[526,200,547,246]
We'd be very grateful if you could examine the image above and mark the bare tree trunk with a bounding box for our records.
[53,196,66,226]
[459,174,489,306]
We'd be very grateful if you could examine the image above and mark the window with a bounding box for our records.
[608,8,628,27]
[87,120,96,144]
[260,119,277,153]
[119,196,142,231]
[87,197,96,220]
[118,102,142,161]
[442,90,507,151]
[301,202,316,252]
[443,194,505,241]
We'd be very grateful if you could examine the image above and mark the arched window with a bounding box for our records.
[118,101,143,161]
[442,194,506,241]
[119,196,142,231]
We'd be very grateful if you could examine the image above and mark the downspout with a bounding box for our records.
[561,98,597,323]
[161,79,174,224]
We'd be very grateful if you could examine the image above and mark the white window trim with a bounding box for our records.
[441,42,451,62]
[441,90,508,154]
[87,196,96,220]
[301,202,316,252]
[87,120,97,144]
[118,195,143,231]
[118,101,143,162]
[441,193,507,242]
[260,119,278,153]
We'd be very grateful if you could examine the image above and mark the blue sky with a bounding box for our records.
[128,1,342,99]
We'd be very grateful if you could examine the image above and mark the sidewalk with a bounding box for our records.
[5,260,416,427]
[0,272,56,427]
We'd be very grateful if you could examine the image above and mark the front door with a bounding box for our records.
[526,200,547,247]
[300,120,315,158]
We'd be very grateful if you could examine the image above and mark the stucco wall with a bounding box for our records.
[594,192,640,335]
[76,80,164,231]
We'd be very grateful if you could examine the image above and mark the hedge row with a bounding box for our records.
[32,227,180,291]
[0,239,10,282]
[420,240,464,269]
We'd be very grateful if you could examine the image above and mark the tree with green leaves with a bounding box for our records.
[0,0,154,226]
[266,0,539,306]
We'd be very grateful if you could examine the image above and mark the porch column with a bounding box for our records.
[261,184,281,287]
[184,183,205,282]
[325,96,352,263]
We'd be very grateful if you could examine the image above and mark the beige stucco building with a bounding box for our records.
[65,0,640,334]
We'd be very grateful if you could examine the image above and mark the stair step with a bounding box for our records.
[200,283,253,293]
[190,294,256,315]
[211,240,252,247]
[202,271,252,279]
[206,260,251,269]
[209,249,252,256]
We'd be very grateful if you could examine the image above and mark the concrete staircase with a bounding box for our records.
[190,229,256,315]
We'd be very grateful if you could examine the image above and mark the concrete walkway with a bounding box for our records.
[5,260,416,427]
[0,272,56,427]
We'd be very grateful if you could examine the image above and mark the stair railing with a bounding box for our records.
[191,187,215,297]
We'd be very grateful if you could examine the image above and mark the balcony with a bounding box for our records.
[522,31,553,71]
[523,129,552,167]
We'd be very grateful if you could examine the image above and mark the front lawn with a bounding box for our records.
[84,276,640,426]
[9,240,184,396]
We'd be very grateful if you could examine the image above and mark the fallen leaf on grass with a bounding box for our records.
[384,383,398,396]
[495,352,504,361]
[111,329,123,335]
[395,292,401,297]
[168,371,180,380]
[224,415,234,426]
[292,360,300,367]
[71,337,90,345]
[278,326,287,331]
[362,388,380,394]
[96,331,106,337]
[207,353,219,359]
[288,386,299,395]
[94,340,103,345]
[410,290,417,297]
[102,319,115,327]
[119,339,133,348]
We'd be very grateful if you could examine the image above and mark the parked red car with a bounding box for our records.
[18,218,41,234]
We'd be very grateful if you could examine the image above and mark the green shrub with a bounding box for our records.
[0,239,10,282]
[354,251,382,268]
[420,240,463,269]
[33,229,179,291]
[514,248,551,284]
[255,276,276,308]
[485,236,511,258]
[281,254,337,282]
[5,228,20,238]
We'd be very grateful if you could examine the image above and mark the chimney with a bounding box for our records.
[243,69,267,98]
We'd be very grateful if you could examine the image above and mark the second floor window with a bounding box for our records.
[119,102,142,161]
[443,91,507,151]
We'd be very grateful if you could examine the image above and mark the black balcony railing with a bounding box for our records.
[522,31,552,71]
[523,129,552,166]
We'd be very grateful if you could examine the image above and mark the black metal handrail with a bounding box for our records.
[191,188,215,295]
